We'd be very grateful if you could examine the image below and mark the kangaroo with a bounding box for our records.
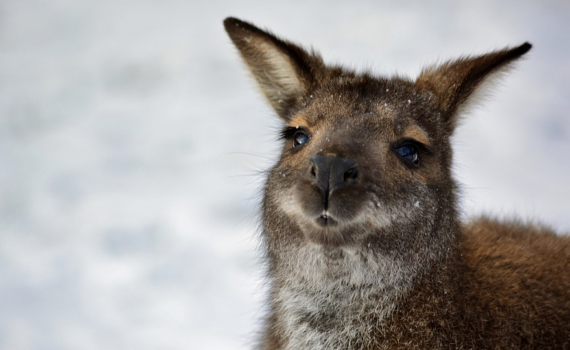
[224,17,570,350]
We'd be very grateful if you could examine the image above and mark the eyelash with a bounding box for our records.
[280,126,302,140]
[280,126,312,150]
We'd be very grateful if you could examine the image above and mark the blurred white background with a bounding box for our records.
[0,0,569,349]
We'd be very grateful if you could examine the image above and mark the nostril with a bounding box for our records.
[310,154,358,191]
[309,165,317,178]
[344,167,359,183]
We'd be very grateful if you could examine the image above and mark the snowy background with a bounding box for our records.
[0,1,569,349]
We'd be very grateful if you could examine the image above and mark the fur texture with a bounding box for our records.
[224,17,570,349]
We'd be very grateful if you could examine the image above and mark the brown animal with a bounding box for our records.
[224,17,570,350]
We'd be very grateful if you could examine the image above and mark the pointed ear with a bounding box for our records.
[415,43,531,131]
[224,17,325,121]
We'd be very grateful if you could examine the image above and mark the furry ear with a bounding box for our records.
[224,17,325,121]
[415,43,531,131]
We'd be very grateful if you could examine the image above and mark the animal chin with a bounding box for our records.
[294,212,358,247]
[281,184,371,246]
[304,226,353,247]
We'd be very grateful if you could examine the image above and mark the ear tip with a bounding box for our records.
[223,17,243,34]
[517,42,532,55]
[223,17,240,28]
[223,17,260,37]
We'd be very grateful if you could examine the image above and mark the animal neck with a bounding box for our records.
[264,208,461,350]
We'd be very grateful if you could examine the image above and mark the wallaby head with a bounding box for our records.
[224,17,570,350]
[224,17,529,253]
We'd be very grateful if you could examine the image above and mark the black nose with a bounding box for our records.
[309,154,359,199]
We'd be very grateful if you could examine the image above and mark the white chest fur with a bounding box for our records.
[273,244,415,350]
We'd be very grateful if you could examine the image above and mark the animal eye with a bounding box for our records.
[293,131,310,147]
[395,144,419,165]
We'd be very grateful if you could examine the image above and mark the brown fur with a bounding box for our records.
[374,218,570,349]
[224,17,570,349]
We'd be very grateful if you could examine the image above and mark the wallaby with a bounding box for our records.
[224,17,570,350]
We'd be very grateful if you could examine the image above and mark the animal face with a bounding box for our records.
[224,17,530,249]
[266,78,451,246]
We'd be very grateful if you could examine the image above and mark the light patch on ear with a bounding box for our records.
[256,40,305,104]
[453,65,517,128]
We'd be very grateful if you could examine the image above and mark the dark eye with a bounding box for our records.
[293,131,310,147]
[395,144,419,165]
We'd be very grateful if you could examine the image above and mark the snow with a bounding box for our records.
[0,1,569,349]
